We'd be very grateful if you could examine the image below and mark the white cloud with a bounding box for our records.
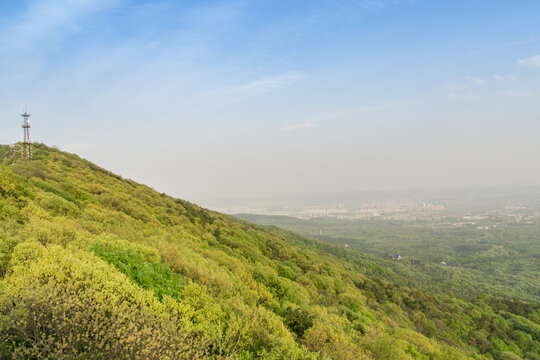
[446,76,485,91]
[355,0,419,12]
[508,36,537,46]
[445,84,466,91]
[496,88,530,99]
[283,122,315,131]
[204,72,305,102]
[0,0,118,50]
[229,72,304,94]
[447,93,481,102]
[492,74,518,82]
[464,76,485,86]
[517,55,540,68]
[319,100,412,121]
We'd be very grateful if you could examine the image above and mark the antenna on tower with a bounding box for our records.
[21,110,32,160]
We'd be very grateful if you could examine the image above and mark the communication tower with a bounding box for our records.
[21,111,32,160]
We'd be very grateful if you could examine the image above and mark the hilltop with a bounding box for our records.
[0,143,538,359]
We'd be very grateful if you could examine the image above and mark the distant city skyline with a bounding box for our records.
[1,1,539,202]
[202,185,540,216]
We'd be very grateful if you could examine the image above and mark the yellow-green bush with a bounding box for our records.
[0,144,537,360]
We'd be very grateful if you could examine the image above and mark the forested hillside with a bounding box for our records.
[236,215,540,303]
[0,143,538,360]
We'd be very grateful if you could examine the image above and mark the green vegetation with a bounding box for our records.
[237,215,540,303]
[0,143,538,359]
[90,241,184,300]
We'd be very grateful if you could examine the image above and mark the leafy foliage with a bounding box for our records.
[239,214,540,303]
[0,143,538,359]
[90,240,183,300]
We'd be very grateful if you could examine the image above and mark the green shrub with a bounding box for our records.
[90,242,183,300]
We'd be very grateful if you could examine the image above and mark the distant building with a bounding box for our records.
[392,254,402,260]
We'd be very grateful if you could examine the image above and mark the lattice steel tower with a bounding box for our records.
[21,111,32,160]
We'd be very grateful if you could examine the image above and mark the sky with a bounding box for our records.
[0,0,539,202]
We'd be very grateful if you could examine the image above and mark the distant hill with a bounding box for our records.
[0,143,538,359]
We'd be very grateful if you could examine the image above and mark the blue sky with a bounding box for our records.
[1,0,539,201]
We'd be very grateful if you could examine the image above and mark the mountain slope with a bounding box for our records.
[0,143,538,360]
[235,214,540,303]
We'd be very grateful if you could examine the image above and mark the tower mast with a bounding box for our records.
[21,111,32,160]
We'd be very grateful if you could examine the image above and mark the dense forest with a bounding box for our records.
[0,143,538,359]
[237,215,540,303]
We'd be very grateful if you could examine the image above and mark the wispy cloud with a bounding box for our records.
[508,36,537,46]
[492,74,518,82]
[445,84,465,91]
[0,0,118,50]
[205,71,305,102]
[230,72,304,94]
[283,122,315,131]
[496,88,530,99]
[358,0,418,10]
[446,76,485,91]
[464,76,485,86]
[0,0,120,84]
[447,93,481,102]
[320,100,412,121]
[517,55,540,68]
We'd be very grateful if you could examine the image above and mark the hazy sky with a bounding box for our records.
[1,0,539,202]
